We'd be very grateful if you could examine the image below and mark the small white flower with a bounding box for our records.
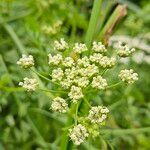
[99,56,116,68]
[54,38,68,51]
[51,97,68,113]
[51,68,64,82]
[68,86,83,103]
[60,78,73,89]
[117,42,135,57]
[77,56,90,67]
[19,77,38,91]
[91,76,107,90]
[92,41,107,53]
[73,43,88,54]
[63,57,75,67]
[90,53,103,63]
[88,106,109,123]
[74,76,89,88]
[17,54,34,69]
[69,124,89,145]
[79,64,99,77]
[48,54,63,65]
[64,67,78,79]
[119,69,138,84]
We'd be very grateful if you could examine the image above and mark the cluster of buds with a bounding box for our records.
[69,124,89,145]
[51,97,68,113]
[117,42,135,57]
[17,54,34,69]
[88,106,109,123]
[119,69,138,84]
[42,20,62,35]
[19,78,38,91]
[17,39,139,146]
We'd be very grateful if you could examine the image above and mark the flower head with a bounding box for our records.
[91,76,107,90]
[63,57,75,67]
[17,54,34,69]
[69,124,89,145]
[117,42,135,57]
[88,106,109,123]
[73,43,88,54]
[119,69,138,84]
[51,97,68,113]
[48,54,63,65]
[54,38,69,51]
[51,68,64,82]
[92,41,107,53]
[68,86,83,103]
[19,77,38,91]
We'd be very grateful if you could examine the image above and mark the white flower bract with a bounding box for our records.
[19,77,38,91]
[88,106,109,123]
[119,69,138,84]
[69,124,89,145]
[17,54,34,69]
[51,97,68,113]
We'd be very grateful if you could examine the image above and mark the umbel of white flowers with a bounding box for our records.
[19,78,38,91]
[17,54,34,69]
[69,124,89,145]
[17,39,139,146]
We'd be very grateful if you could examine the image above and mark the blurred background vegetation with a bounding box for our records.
[0,0,150,149]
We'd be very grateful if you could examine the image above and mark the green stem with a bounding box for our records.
[75,102,79,125]
[85,0,103,48]
[101,127,150,135]
[30,68,60,86]
[83,97,92,108]
[39,88,67,94]
[107,82,121,89]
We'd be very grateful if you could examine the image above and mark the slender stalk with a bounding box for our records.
[85,0,103,48]
[101,127,150,135]
[83,97,92,108]
[39,88,67,94]
[107,82,121,89]
[75,102,79,125]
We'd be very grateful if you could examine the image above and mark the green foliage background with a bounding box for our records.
[0,0,150,149]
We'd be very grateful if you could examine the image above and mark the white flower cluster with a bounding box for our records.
[69,124,89,145]
[119,69,138,84]
[17,54,34,69]
[73,43,88,54]
[63,57,75,67]
[92,41,107,53]
[19,77,38,91]
[54,38,69,51]
[51,68,64,82]
[90,53,116,68]
[48,54,63,65]
[92,76,107,90]
[42,20,62,35]
[68,86,84,103]
[51,97,68,113]
[117,42,135,57]
[88,106,109,123]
